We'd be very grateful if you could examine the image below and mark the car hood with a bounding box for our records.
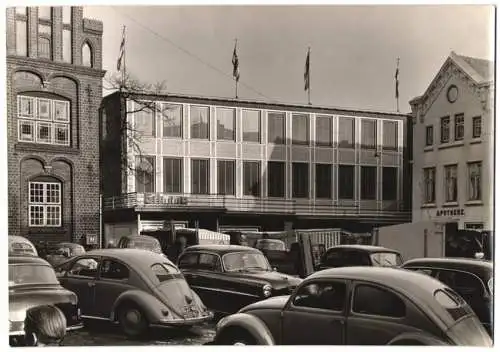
[227,271,302,289]
[240,295,290,312]
[156,278,207,318]
[9,286,76,321]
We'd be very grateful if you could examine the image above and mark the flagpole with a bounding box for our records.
[308,47,311,105]
[234,39,238,99]
[396,57,400,113]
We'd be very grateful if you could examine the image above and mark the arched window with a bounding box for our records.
[82,42,92,67]
[38,36,51,59]
[28,176,62,227]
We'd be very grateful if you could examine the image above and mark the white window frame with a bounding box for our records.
[161,103,183,139]
[242,109,261,143]
[28,181,62,227]
[216,107,236,141]
[467,162,482,201]
[472,116,482,139]
[17,96,70,145]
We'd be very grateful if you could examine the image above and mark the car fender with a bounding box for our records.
[216,313,275,345]
[388,332,450,346]
[110,290,166,323]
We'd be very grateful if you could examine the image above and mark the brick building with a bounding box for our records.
[6,6,105,245]
[101,92,412,245]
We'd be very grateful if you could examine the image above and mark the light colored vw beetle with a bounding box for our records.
[54,248,213,337]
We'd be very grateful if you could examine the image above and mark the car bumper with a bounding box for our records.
[9,322,84,336]
[152,313,213,327]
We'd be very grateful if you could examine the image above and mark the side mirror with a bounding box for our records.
[273,267,277,272]
[475,252,485,259]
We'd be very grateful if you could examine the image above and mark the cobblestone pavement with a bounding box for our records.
[61,320,216,346]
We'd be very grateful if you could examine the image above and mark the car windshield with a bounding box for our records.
[256,239,286,251]
[129,239,162,254]
[223,252,271,272]
[370,252,402,267]
[9,264,59,287]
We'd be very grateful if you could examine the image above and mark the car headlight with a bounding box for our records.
[263,284,272,298]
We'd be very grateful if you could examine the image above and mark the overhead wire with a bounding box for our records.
[110,7,276,102]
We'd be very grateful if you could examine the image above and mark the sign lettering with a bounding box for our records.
[435,208,465,217]
[143,193,188,206]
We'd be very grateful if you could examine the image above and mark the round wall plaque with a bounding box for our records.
[447,85,459,103]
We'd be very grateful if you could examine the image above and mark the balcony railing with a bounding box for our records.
[103,193,411,221]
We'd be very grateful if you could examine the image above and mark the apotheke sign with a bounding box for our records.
[436,208,465,217]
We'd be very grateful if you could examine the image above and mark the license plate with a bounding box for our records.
[182,305,198,318]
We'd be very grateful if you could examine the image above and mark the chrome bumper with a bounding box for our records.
[9,322,84,336]
[152,313,213,327]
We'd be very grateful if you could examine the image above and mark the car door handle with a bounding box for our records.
[87,282,96,287]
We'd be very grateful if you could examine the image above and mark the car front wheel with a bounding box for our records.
[117,303,148,338]
[217,329,257,345]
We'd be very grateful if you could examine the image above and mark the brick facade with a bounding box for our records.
[6,6,105,245]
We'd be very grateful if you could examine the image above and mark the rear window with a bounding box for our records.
[370,252,402,267]
[434,288,471,321]
[151,263,182,283]
[10,242,37,256]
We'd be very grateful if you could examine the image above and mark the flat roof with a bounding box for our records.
[104,90,410,118]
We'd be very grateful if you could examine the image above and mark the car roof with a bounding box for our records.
[58,242,84,248]
[122,235,158,242]
[8,235,35,244]
[183,244,261,255]
[85,248,172,266]
[9,255,50,266]
[326,245,400,253]
[403,257,493,279]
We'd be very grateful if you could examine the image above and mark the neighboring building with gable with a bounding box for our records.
[410,51,494,231]
[6,6,105,245]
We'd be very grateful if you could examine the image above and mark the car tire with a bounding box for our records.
[117,303,149,338]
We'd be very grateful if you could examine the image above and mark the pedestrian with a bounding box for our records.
[167,235,187,263]
[23,305,67,347]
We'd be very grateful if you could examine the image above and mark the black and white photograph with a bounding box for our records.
[2,1,496,347]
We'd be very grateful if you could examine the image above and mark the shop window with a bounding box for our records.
[292,114,309,145]
[190,105,209,139]
[316,164,332,199]
[163,158,182,193]
[242,109,260,143]
[360,166,376,200]
[444,164,458,203]
[28,180,62,227]
[217,160,235,195]
[268,112,285,144]
[161,103,183,138]
[383,120,397,150]
[191,159,209,195]
[338,117,354,148]
[316,115,332,147]
[135,156,155,193]
[361,119,376,149]
[338,165,354,199]
[243,161,261,197]
[292,163,309,198]
[382,167,397,201]
[267,161,285,198]
[216,108,235,141]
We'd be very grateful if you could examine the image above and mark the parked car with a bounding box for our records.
[8,236,38,257]
[117,235,164,254]
[401,257,493,336]
[213,266,492,346]
[178,245,302,315]
[9,255,83,345]
[44,242,86,267]
[255,239,286,251]
[316,245,403,270]
[53,249,212,337]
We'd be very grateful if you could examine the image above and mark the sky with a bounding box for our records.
[84,5,494,113]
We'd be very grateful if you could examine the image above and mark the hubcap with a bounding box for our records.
[234,342,246,346]
[125,309,141,325]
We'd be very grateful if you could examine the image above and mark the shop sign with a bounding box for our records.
[436,208,465,217]
[86,233,98,245]
[143,193,188,206]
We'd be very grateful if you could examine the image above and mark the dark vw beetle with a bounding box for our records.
[317,245,403,270]
[54,249,213,337]
[402,257,493,336]
[9,256,83,344]
[214,267,492,346]
[178,245,302,315]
